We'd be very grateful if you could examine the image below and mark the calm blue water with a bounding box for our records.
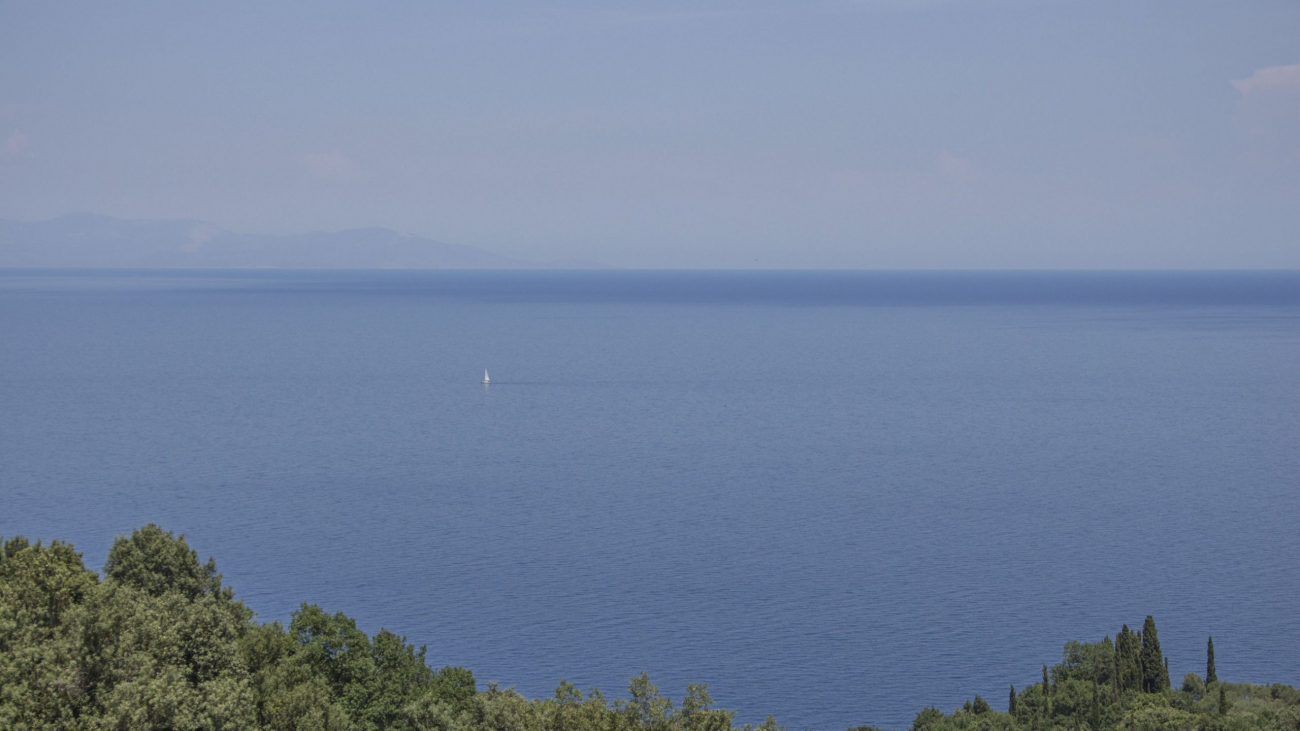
[2,270,1297,730]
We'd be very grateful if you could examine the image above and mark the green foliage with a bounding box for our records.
[1,530,258,730]
[621,671,674,730]
[78,582,256,728]
[428,665,478,716]
[680,682,735,731]
[290,604,376,697]
[103,524,231,601]
[0,528,434,730]
[403,676,737,731]
[287,605,439,731]
[253,660,351,731]
[911,618,1299,731]
[1207,636,1217,685]
[245,625,351,730]
[540,680,620,731]
[1057,636,1114,687]
[912,706,945,730]
[468,684,546,731]
[4,526,1300,731]
[1041,665,1052,717]
[1116,624,1143,693]
[364,628,436,730]
[1140,616,1170,693]
[0,536,98,629]
[0,537,100,729]
[1124,694,1199,731]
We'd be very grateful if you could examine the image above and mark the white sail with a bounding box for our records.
[482,369,490,385]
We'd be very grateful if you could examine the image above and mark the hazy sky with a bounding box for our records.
[1,1,1297,268]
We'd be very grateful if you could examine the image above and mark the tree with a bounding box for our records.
[544,680,615,731]
[0,537,98,630]
[102,524,230,601]
[1059,637,1116,687]
[241,622,351,731]
[1140,616,1169,692]
[364,628,436,731]
[289,603,380,726]
[75,579,257,729]
[468,684,545,731]
[1207,636,1217,684]
[1219,685,1230,716]
[252,660,350,731]
[1115,625,1142,693]
[622,672,672,730]
[911,706,944,730]
[971,695,990,715]
[678,683,733,731]
[427,665,477,716]
[1009,685,1017,716]
[0,538,100,728]
[1089,679,1106,729]
[1042,664,1052,717]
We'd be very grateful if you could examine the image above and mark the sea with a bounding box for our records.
[1,269,1297,730]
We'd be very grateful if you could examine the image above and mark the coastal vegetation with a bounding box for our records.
[2,525,1296,731]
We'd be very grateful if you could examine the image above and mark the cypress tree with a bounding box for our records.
[1042,665,1052,717]
[1009,685,1017,716]
[1207,636,1217,684]
[1219,685,1229,716]
[1112,636,1121,694]
[1140,616,1169,692]
[1127,625,1142,691]
[1098,635,1116,689]
[1116,625,1141,692]
[1089,680,1104,731]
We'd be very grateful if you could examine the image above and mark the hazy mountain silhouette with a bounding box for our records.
[0,214,603,269]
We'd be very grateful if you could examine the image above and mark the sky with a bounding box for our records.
[1,1,1297,268]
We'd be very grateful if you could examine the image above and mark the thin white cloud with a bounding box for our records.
[1230,63,1300,144]
[0,130,32,160]
[1231,64,1300,97]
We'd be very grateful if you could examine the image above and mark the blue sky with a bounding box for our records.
[1,1,1296,267]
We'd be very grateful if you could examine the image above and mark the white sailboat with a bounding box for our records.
[482,369,491,385]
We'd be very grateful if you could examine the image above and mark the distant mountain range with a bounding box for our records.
[0,214,603,269]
